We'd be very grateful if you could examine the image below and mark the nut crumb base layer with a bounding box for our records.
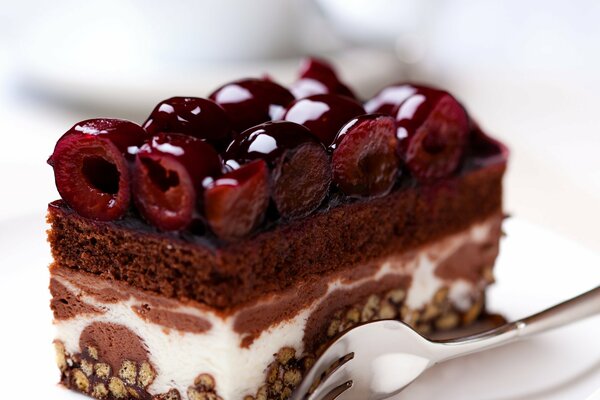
[50,214,502,400]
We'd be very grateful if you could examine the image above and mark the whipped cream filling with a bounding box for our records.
[53,215,500,399]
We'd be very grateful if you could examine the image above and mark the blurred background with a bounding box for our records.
[0,0,599,252]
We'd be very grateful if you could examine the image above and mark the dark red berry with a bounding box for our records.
[142,97,232,150]
[226,121,331,218]
[364,83,419,116]
[395,87,469,180]
[133,133,221,231]
[48,119,149,220]
[331,114,399,197]
[291,57,356,99]
[204,160,269,240]
[209,78,294,134]
[282,94,365,146]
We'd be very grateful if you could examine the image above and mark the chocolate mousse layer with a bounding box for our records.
[47,158,505,311]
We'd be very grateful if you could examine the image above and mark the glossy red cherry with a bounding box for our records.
[226,121,331,218]
[133,133,221,231]
[395,87,469,180]
[142,97,232,150]
[331,114,399,197]
[204,159,269,240]
[48,119,149,220]
[291,58,356,99]
[364,83,419,116]
[282,94,365,146]
[209,78,294,134]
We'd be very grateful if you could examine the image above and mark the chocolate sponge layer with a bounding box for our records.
[47,157,504,311]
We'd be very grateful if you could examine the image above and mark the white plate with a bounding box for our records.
[0,214,598,399]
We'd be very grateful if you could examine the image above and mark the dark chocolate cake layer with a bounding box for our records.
[47,159,505,311]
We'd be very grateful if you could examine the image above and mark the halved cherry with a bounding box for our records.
[48,119,149,220]
[133,133,221,231]
[331,114,399,197]
[364,83,419,116]
[209,78,294,133]
[142,97,232,150]
[395,87,469,180]
[291,57,356,99]
[204,159,269,240]
[282,94,365,146]
[225,121,331,218]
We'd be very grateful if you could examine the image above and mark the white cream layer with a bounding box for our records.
[53,215,499,400]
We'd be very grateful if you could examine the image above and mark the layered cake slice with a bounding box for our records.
[47,59,508,400]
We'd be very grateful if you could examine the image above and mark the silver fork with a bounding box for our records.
[290,285,600,400]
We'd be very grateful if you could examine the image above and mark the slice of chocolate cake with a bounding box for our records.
[47,59,508,400]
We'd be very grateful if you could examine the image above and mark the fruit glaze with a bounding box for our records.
[48,58,505,241]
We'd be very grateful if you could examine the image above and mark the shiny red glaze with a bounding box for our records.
[225,121,319,164]
[204,159,270,240]
[394,87,469,180]
[133,133,221,231]
[331,114,399,197]
[49,118,150,161]
[291,57,356,99]
[282,94,365,146]
[364,83,421,116]
[48,119,149,220]
[142,97,232,150]
[226,121,331,218]
[209,78,295,134]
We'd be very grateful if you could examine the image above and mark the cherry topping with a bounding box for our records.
[226,121,331,218]
[364,83,419,116]
[204,159,269,240]
[282,94,365,146]
[395,87,469,180]
[133,133,221,231]
[331,114,399,197]
[142,97,232,150]
[291,57,356,99]
[209,78,295,133]
[48,119,149,220]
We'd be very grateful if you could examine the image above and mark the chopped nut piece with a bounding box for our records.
[421,303,440,321]
[94,363,111,379]
[272,379,284,393]
[361,295,379,321]
[81,359,94,376]
[435,312,459,330]
[119,360,137,385]
[463,298,483,324]
[302,356,315,370]
[194,373,216,389]
[276,347,296,365]
[128,387,140,398]
[72,368,90,393]
[255,385,268,400]
[283,369,302,386]
[92,383,108,399]
[387,289,406,303]
[282,387,293,398]
[266,363,279,384]
[378,301,397,319]
[138,361,156,388]
[434,287,449,305]
[153,389,181,400]
[54,341,67,372]
[109,377,127,398]
[87,346,99,360]
[327,318,341,337]
[346,308,360,323]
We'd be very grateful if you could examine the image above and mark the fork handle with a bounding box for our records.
[436,285,600,361]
